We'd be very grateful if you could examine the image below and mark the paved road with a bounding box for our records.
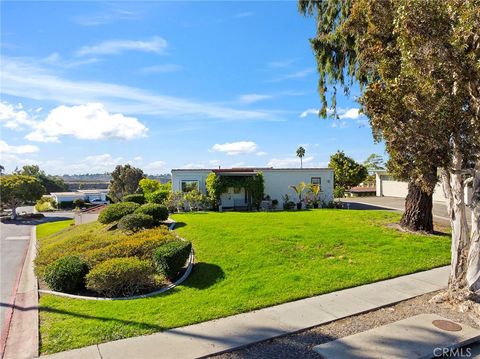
[341,196,472,227]
[0,209,73,335]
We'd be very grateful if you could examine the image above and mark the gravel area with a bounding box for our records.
[212,292,480,359]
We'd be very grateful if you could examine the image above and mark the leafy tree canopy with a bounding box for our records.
[15,165,67,194]
[109,164,145,202]
[328,151,368,189]
[0,174,45,210]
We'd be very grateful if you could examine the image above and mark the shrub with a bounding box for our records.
[122,194,145,205]
[35,196,57,212]
[98,202,140,224]
[145,189,170,204]
[153,240,192,279]
[44,256,89,293]
[135,203,169,223]
[333,186,346,198]
[118,213,155,233]
[85,257,155,297]
[58,201,75,209]
[73,198,85,207]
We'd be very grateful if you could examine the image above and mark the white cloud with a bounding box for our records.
[300,108,319,118]
[256,151,268,156]
[331,121,348,129]
[269,68,315,82]
[339,108,360,120]
[211,141,258,155]
[267,156,314,168]
[140,64,182,74]
[76,36,167,56]
[1,57,274,122]
[238,94,273,104]
[234,11,254,18]
[144,160,167,174]
[25,103,148,143]
[0,101,38,130]
[183,163,205,169]
[267,59,295,68]
[0,140,39,154]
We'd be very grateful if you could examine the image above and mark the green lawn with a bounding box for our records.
[38,210,450,354]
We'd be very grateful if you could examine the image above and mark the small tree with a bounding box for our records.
[308,183,322,208]
[184,189,203,211]
[0,175,45,219]
[109,165,145,202]
[289,181,307,209]
[16,165,68,194]
[138,178,161,194]
[296,146,306,168]
[328,151,368,189]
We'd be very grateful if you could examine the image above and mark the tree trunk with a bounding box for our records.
[400,181,434,232]
[467,160,480,292]
[442,150,470,297]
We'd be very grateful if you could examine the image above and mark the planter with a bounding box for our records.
[296,202,302,210]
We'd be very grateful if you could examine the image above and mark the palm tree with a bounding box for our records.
[308,183,321,208]
[289,181,306,209]
[296,146,306,168]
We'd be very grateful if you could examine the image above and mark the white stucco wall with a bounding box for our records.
[171,168,334,208]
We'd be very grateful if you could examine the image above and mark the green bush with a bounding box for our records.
[35,196,57,212]
[98,202,140,224]
[153,240,192,279]
[85,257,155,297]
[58,201,75,209]
[145,189,170,204]
[74,199,85,207]
[135,203,169,222]
[118,213,155,233]
[333,186,346,198]
[44,256,89,293]
[122,194,145,205]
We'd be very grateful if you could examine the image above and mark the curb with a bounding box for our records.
[2,226,39,359]
[37,220,195,301]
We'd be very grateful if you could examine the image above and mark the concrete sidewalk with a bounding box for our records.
[44,266,450,359]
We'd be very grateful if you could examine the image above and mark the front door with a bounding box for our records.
[220,187,246,208]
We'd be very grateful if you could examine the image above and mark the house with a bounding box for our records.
[50,189,109,205]
[375,170,472,204]
[171,167,334,210]
[345,186,377,197]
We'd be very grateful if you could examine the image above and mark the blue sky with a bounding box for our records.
[0,1,385,175]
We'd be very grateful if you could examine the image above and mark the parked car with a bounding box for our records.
[90,199,109,205]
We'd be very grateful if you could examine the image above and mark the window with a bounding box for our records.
[311,177,322,185]
[181,180,199,192]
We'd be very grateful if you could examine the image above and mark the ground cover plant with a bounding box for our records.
[38,210,450,354]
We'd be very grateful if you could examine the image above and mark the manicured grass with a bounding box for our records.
[36,219,73,238]
[38,211,450,354]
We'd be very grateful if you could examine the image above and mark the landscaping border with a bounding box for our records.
[37,220,195,301]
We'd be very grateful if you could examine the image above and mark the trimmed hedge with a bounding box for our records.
[98,202,140,224]
[85,257,155,297]
[122,194,145,205]
[153,240,192,279]
[145,189,170,204]
[135,203,169,223]
[118,213,155,234]
[44,256,88,293]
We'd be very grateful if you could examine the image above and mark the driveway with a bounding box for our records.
[341,196,471,227]
[0,210,73,338]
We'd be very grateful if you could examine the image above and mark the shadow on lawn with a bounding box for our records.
[183,262,225,289]
[173,222,187,229]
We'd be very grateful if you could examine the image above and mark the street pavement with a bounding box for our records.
[0,208,73,336]
[341,196,472,227]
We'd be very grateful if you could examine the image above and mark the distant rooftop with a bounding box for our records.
[172,167,332,172]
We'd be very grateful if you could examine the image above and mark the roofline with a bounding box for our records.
[171,167,333,172]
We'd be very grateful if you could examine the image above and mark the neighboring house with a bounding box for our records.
[345,186,376,197]
[375,170,473,204]
[50,189,109,205]
[171,167,334,210]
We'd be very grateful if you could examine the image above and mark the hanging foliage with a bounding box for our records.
[206,172,264,210]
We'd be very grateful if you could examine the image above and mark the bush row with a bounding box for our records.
[42,238,192,297]
[98,202,169,227]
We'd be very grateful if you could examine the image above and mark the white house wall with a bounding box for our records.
[171,170,211,194]
[262,169,334,206]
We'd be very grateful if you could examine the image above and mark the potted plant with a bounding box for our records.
[308,184,321,209]
[272,199,278,210]
[289,182,306,210]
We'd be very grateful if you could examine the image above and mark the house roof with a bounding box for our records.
[172,167,332,172]
[346,186,376,193]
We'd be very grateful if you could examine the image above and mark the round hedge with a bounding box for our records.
[122,194,145,205]
[135,203,169,223]
[153,240,192,279]
[98,202,140,224]
[44,256,89,293]
[85,257,155,297]
[118,213,155,233]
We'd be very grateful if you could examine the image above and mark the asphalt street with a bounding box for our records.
[0,207,73,334]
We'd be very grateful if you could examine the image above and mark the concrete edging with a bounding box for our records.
[37,220,195,301]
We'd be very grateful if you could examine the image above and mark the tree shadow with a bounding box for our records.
[173,222,187,229]
[183,262,225,290]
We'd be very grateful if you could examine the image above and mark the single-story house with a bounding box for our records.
[50,189,109,205]
[171,167,334,210]
[345,186,377,197]
[375,170,472,204]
